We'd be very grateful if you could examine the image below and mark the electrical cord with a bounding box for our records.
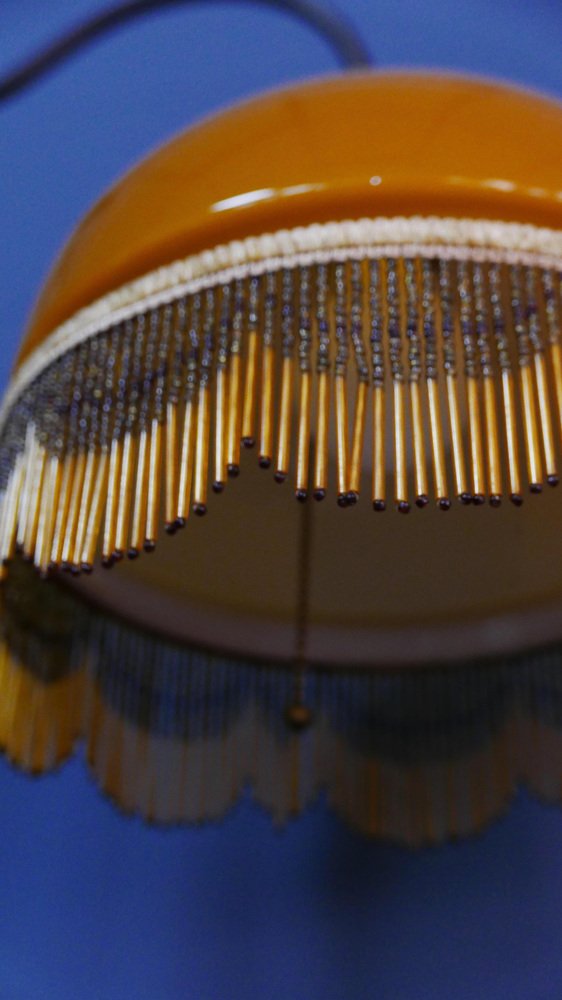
[0,0,372,103]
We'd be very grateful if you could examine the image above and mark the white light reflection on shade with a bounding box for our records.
[483,178,517,192]
[211,189,276,213]
[211,182,325,213]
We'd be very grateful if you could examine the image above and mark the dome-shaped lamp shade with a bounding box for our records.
[0,70,561,669]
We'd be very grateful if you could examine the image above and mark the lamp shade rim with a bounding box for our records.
[4,214,562,427]
[69,560,562,670]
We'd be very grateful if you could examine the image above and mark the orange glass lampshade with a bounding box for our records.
[0,69,561,841]
[1,69,560,660]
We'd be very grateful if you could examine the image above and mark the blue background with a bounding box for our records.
[1,2,562,997]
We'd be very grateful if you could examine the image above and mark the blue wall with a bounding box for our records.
[1,2,562,997]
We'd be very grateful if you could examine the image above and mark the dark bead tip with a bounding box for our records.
[438,497,451,511]
[212,481,224,494]
[547,474,559,487]
[285,703,313,732]
[193,503,207,517]
[510,492,524,507]
[258,456,271,469]
[472,493,486,506]
[60,561,71,573]
[127,547,139,560]
[397,501,410,514]
[530,483,543,494]
[70,566,81,577]
[346,491,358,506]
[274,471,286,484]
[174,517,186,530]
[81,562,93,575]
[101,556,115,569]
[415,494,429,508]
[373,499,386,512]
[459,492,473,505]
[295,489,308,503]
[143,540,156,553]
[227,464,240,478]
[164,522,177,536]
[21,553,33,564]
[113,549,124,561]
[489,494,502,508]
[242,437,255,449]
[313,488,326,502]
[337,493,349,508]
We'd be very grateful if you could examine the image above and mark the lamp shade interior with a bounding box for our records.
[72,456,562,667]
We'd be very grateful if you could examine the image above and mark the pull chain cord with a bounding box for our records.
[285,486,314,730]
[0,0,372,104]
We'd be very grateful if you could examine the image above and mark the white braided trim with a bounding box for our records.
[3,215,562,429]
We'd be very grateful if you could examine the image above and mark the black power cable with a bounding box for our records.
[0,0,372,104]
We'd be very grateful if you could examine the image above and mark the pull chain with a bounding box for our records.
[285,484,314,731]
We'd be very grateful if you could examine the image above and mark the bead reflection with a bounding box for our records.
[0,561,561,846]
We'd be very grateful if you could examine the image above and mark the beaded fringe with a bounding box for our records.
[0,256,561,577]
[0,562,561,845]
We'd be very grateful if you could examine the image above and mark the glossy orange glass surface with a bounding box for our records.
[18,70,562,367]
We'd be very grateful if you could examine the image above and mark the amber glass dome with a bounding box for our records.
[0,70,560,671]
[0,62,561,843]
